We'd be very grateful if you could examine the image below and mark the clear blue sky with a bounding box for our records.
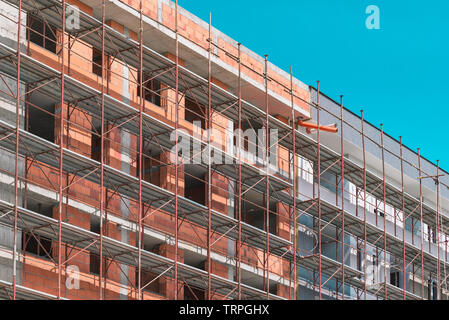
[180,0,449,169]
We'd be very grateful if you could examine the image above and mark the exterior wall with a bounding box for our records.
[0,0,445,301]
[0,1,25,286]
[120,0,310,116]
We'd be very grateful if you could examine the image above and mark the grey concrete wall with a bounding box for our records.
[311,88,448,211]
[0,1,26,53]
[120,129,132,300]
[0,1,26,285]
[294,161,448,298]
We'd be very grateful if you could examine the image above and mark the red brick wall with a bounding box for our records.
[277,203,291,241]
[209,173,229,215]
[153,244,184,299]
[54,104,92,158]
[21,0,297,298]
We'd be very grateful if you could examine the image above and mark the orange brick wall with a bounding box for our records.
[153,244,184,299]
[20,0,296,299]
[122,0,310,115]
[55,104,92,158]
[277,203,291,241]
[209,172,228,215]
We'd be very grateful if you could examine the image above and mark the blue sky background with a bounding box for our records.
[180,0,449,169]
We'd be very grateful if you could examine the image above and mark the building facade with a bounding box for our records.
[0,0,446,300]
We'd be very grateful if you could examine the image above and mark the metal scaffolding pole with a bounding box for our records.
[207,11,212,300]
[316,81,322,300]
[57,0,66,300]
[264,55,270,300]
[399,137,406,300]
[137,0,144,300]
[380,124,388,300]
[12,0,23,301]
[174,0,180,301]
[290,67,297,300]
[237,43,242,300]
[340,95,345,300]
[417,148,425,299]
[99,0,106,300]
[360,110,367,300]
[436,160,441,299]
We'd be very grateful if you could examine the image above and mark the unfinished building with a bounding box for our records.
[0,0,447,300]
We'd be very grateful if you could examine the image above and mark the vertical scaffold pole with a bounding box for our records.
[57,0,66,300]
[399,137,406,299]
[207,12,212,300]
[174,0,180,301]
[360,110,367,300]
[290,67,297,300]
[417,148,425,299]
[137,0,144,300]
[99,0,106,300]
[340,96,345,300]
[237,43,242,300]
[380,124,388,300]
[316,81,322,300]
[264,55,270,300]
[436,160,441,300]
[12,0,23,301]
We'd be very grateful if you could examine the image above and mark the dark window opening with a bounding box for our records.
[136,270,160,294]
[92,48,104,77]
[27,15,57,53]
[22,233,53,259]
[432,282,439,300]
[185,174,205,206]
[142,152,162,186]
[185,97,205,129]
[137,72,161,107]
[28,103,55,143]
[90,218,101,275]
[91,126,102,162]
[241,121,264,161]
[357,247,362,272]
[390,271,400,287]
[184,286,205,300]
[90,252,100,275]
[241,200,277,235]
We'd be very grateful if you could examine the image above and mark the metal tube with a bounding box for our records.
[399,137,406,299]
[207,12,212,300]
[436,160,441,299]
[290,67,297,300]
[417,148,425,299]
[264,55,270,300]
[360,110,367,300]
[380,124,388,300]
[12,0,23,301]
[174,0,180,300]
[57,0,66,300]
[137,0,144,300]
[237,43,242,300]
[340,96,345,300]
[317,81,322,300]
[99,0,106,300]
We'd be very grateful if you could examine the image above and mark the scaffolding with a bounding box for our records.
[0,0,446,300]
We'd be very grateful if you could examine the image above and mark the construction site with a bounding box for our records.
[0,0,447,300]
